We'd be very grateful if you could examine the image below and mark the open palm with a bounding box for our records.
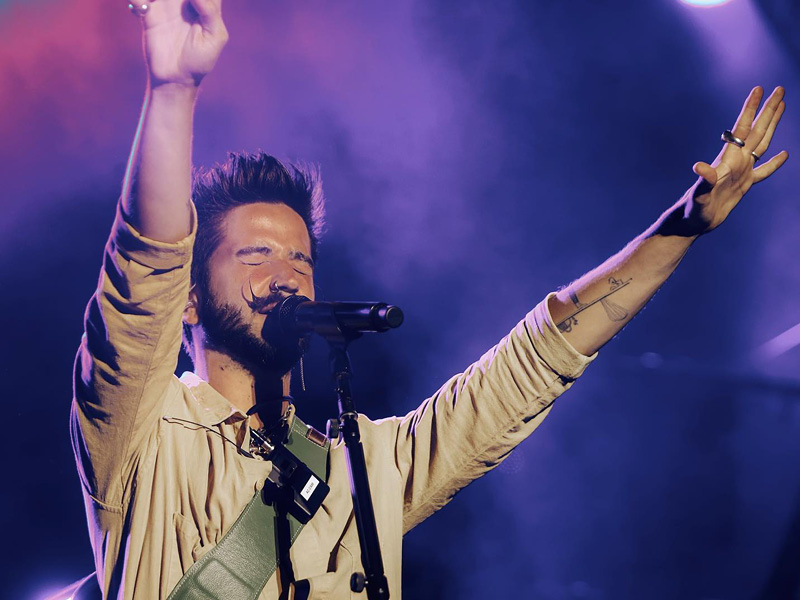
[685,86,788,234]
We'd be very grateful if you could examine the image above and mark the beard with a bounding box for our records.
[197,288,308,377]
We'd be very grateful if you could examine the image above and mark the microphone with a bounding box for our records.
[268,295,404,338]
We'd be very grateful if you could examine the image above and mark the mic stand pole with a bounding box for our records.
[326,335,390,600]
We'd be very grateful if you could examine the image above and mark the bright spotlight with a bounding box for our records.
[680,0,734,6]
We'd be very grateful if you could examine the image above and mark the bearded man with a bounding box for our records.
[66,0,788,598]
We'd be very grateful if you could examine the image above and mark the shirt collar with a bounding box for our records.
[177,372,298,435]
[178,371,249,427]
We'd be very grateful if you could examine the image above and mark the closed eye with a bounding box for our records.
[289,251,315,270]
[236,246,314,273]
[236,246,273,263]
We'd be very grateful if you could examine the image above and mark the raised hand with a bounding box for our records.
[679,86,788,235]
[133,0,228,88]
[120,0,227,242]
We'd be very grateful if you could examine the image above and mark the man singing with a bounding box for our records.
[67,0,787,598]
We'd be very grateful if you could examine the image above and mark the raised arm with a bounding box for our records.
[549,86,788,356]
[71,0,227,505]
[122,0,228,242]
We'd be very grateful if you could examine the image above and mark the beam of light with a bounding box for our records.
[675,0,783,85]
[754,321,800,361]
[33,585,74,600]
[680,0,735,6]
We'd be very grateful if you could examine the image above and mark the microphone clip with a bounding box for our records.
[250,421,330,524]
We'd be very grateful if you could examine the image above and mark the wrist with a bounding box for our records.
[148,80,200,102]
[649,197,703,241]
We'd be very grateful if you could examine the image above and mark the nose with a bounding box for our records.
[269,267,300,295]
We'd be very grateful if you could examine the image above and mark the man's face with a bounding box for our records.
[196,202,316,375]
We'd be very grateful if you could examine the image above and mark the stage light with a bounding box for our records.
[679,0,734,6]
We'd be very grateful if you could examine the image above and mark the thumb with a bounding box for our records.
[189,0,224,33]
[692,162,717,186]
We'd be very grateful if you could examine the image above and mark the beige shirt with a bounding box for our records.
[70,205,595,599]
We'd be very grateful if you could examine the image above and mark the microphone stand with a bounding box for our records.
[324,331,390,600]
[269,295,402,599]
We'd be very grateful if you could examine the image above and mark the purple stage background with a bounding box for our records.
[2,0,800,598]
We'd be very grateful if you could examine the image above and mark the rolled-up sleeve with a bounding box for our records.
[396,294,596,532]
[70,203,196,507]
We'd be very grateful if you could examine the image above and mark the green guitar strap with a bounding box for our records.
[167,417,330,600]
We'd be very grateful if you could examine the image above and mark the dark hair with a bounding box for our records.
[184,151,326,357]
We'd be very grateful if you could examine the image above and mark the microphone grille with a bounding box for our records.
[276,295,311,332]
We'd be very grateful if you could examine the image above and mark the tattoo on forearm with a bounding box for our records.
[558,290,586,333]
[569,290,586,309]
[600,277,630,322]
[557,315,579,333]
[556,277,632,333]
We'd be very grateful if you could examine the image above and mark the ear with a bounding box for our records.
[183,285,200,326]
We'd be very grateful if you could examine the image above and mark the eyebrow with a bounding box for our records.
[235,246,271,258]
[235,246,314,267]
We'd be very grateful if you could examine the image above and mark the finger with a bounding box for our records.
[189,0,223,30]
[191,0,221,17]
[752,100,786,159]
[753,150,789,183]
[746,86,785,151]
[693,161,718,186]
[731,86,763,141]
[132,0,178,28]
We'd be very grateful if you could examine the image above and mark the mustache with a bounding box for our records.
[243,282,290,313]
